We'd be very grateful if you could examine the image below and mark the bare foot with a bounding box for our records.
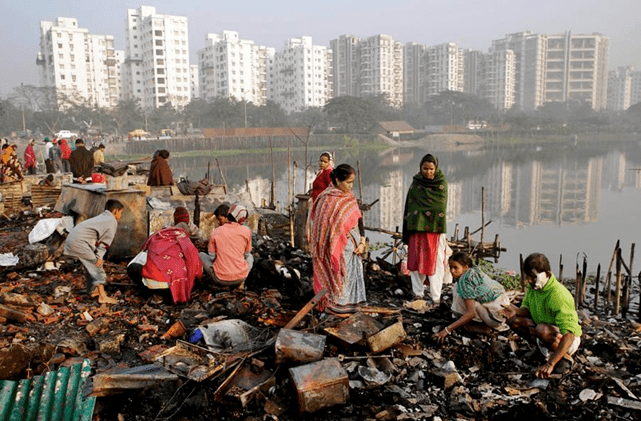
[99,295,118,305]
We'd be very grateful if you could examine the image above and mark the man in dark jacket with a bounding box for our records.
[70,139,94,183]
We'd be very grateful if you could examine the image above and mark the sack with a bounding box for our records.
[177,177,214,196]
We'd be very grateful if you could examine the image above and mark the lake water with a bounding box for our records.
[169,139,641,274]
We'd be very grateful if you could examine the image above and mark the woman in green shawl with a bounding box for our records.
[402,154,450,304]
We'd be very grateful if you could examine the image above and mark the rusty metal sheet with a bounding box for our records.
[89,364,178,397]
[0,359,95,421]
[289,359,349,414]
[323,312,384,345]
[274,329,326,365]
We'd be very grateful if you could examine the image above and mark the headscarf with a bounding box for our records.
[59,139,72,159]
[229,204,248,224]
[402,154,448,244]
[1,145,14,164]
[173,206,190,225]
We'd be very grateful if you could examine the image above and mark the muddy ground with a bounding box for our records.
[1,210,641,421]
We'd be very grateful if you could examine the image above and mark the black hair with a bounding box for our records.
[449,252,473,268]
[214,204,230,218]
[105,199,124,212]
[523,253,551,277]
[320,152,331,161]
[75,139,85,146]
[99,144,105,149]
[420,154,438,169]
[330,163,355,186]
[46,174,54,181]
[159,149,170,159]
[1,144,7,150]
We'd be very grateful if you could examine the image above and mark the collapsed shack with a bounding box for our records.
[1,211,641,420]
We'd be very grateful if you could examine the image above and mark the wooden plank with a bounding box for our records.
[607,396,641,410]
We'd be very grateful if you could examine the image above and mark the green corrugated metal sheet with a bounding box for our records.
[0,359,96,421]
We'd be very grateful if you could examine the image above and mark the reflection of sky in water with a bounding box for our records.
[170,141,641,273]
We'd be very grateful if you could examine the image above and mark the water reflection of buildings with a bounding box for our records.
[461,157,603,228]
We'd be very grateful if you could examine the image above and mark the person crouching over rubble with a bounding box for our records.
[199,204,253,290]
[501,253,582,378]
[127,212,202,304]
[434,252,510,344]
[63,199,124,305]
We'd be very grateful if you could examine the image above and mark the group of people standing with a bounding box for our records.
[308,151,581,378]
[0,137,107,184]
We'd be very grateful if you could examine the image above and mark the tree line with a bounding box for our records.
[2,85,641,138]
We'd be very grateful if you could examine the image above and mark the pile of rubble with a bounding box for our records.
[1,210,641,420]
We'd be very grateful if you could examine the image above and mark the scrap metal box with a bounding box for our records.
[289,358,349,414]
[275,329,325,365]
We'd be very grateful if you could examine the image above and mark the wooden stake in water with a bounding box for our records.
[581,256,588,306]
[594,263,601,312]
[559,254,564,283]
[481,187,485,247]
[519,253,525,292]
[574,261,581,310]
[615,248,623,315]
[606,240,620,308]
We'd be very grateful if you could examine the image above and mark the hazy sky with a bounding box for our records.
[2,0,640,97]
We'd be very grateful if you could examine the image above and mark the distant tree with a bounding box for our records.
[424,90,495,126]
[323,96,377,133]
[111,99,143,136]
[249,100,288,127]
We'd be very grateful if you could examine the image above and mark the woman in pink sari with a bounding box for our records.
[310,164,367,313]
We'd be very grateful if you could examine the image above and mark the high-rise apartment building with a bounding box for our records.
[37,17,122,108]
[607,66,633,111]
[492,31,547,111]
[463,49,485,97]
[331,35,360,97]
[403,42,425,105]
[630,71,641,108]
[122,6,191,110]
[189,65,199,99]
[266,36,332,113]
[482,49,516,111]
[423,43,465,97]
[197,31,273,105]
[544,32,609,110]
[330,34,403,107]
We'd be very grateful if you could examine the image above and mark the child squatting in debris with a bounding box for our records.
[501,252,582,378]
[433,252,510,344]
[63,199,125,305]
[199,203,254,290]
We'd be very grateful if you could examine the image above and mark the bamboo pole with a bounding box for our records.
[606,240,620,308]
[559,254,564,283]
[215,158,228,194]
[574,261,581,310]
[481,187,485,247]
[519,253,525,292]
[357,161,364,205]
[615,248,623,315]
[581,256,588,306]
[269,138,275,209]
[453,223,459,242]
[288,146,294,246]
[594,263,601,312]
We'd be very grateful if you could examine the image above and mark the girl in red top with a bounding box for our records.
[311,152,333,202]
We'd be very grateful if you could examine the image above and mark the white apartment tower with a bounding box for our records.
[197,31,273,105]
[630,71,641,108]
[492,31,547,111]
[403,42,425,105]
[189,65,199,99]
[607,66,633,111]
[37,17,123,108]
[330,34,403,107]
[544,32,609,110]
[482,49,515,111]
[122,6,191,110]
[267,36,332,113]
[463,49,485,97]
[330,35,360,97]
[423,43,464,97]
